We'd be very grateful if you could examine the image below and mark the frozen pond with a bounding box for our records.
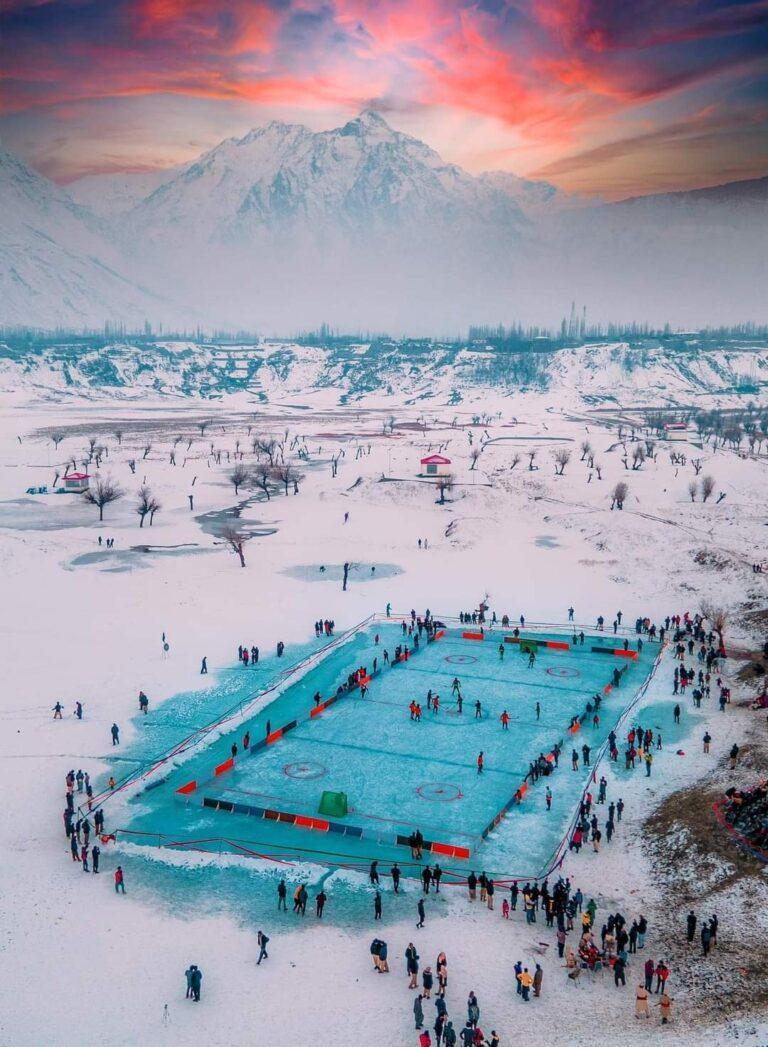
[111,623,659,897]
[282,562,403,583]
[68,545,215,571]
[0,496,92,531]
[195,494,277,539]
[534,535,561,549]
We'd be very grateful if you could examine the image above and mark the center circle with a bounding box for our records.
[445,654,478,664]
[283,761,328,780]
[546,665,580,678]
[416,782,462,802]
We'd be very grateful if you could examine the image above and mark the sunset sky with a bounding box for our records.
[1,0,767,197]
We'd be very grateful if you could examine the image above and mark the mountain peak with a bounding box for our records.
[339,109,394,138]
[237,120,310,146]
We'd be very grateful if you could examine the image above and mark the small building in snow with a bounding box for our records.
[663,423,689,442]
[63,472,90,493]
[420,454,452,477]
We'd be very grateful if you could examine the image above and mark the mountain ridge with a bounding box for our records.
[1,111,767,331]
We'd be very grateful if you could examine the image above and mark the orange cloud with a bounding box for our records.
[2,0,766,195]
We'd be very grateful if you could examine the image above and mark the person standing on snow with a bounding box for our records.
[533,963,543,997]
[635,983,650,1019]
[257,930,269,964]
[414,994,425,1030]
[406,943,419,988]
[467,991,480,1027]
[417,898,426,928]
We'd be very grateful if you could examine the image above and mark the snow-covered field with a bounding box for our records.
[0,379,766,1047]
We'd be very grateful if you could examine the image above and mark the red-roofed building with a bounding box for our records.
[420,454,452,476]
[63,472,90,493]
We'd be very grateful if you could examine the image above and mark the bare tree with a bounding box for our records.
[127,459,136,475]
[528,450,537,471]
[142,442,152,460]
[257,438,278,465]
[86,436,98,462]
[701,475,716,502]
[723,426,742,449]
[114,429,124,446]
[700,601,727,650]
[221,526,251,567]
[580,440,592,461]
[470,448,481,471]
[691,457,703,475]
[645,439,656,458]
[51,431,65,449]
[136,485,152,527]
[594,462,602,480]
[254,462,272,500]
[510,453,521,470]
[436,473,454,505]
[687,480,697,502]
[229,464,250,496]
[149,494,161,525]
[631,446,646,470]
[83,477,123,522]
[610,481,628,510]
[275,463,299,496]
[554,449,571,475]
[199,419,212,437]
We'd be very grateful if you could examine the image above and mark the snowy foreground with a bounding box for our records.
[0,385,766,1047]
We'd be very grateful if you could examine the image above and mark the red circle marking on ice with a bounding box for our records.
[445,655,478,664]
[416,783,463,802]
[283,761,328,780]
[546,666,580,678]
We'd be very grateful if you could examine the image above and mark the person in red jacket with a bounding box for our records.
[477,752,484,775]
[655,961,670,993]
[114,866,126,894]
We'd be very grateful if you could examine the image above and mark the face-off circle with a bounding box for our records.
[444,655,478,664]
[416,782,463,802]
[283,761,328,780]
[546,666,580,679]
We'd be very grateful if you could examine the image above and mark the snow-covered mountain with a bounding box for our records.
[0,146,180,330]
[66,167,177,218]
[123,111,528,249]
[2,111,767,332]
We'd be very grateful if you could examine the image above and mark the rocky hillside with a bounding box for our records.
[1,336,764,406]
